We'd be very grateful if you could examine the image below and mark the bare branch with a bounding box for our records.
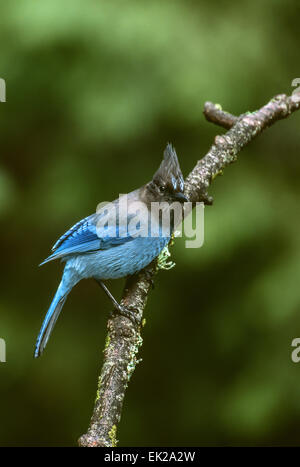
[78,92,300,447]
[78,264,156,447]
[203,101,238,129]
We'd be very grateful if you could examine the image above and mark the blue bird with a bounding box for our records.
[34,144,187,357]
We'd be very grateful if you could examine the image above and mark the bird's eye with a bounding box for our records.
[159,185,166,193]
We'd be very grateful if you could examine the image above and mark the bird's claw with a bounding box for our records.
[109,305,141,326]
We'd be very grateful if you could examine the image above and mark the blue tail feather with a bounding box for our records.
[34,282,69,358]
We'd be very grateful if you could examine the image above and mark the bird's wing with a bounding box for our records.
[40,212,136,265]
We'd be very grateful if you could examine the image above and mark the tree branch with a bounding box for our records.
[78,92,300,447]
[203,101,238,129]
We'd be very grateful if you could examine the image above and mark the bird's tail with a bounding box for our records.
[34,280,71,358]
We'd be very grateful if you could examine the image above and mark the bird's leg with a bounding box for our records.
[95,279,140,326]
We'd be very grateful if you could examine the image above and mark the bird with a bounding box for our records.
[34,143,187,358]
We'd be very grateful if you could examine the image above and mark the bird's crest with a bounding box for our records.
[153,143,184,192]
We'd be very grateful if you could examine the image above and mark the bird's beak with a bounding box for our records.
[172,192,188,203]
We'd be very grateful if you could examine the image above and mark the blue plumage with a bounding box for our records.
[34,143,187,357]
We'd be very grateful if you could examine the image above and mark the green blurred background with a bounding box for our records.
[0,0,300,446]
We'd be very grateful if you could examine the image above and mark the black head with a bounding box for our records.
[146,143,187,203]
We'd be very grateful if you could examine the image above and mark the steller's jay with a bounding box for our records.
[34,143,187,357]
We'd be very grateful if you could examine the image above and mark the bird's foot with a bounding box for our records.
[109,305,141,326]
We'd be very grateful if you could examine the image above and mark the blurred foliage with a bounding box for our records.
[0,0,300,446]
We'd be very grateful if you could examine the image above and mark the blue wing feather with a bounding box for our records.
[51,215,95,252]
[40,212,136,266]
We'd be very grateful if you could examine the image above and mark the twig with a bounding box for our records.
[78,92,300,447]
[203,101,238,129]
